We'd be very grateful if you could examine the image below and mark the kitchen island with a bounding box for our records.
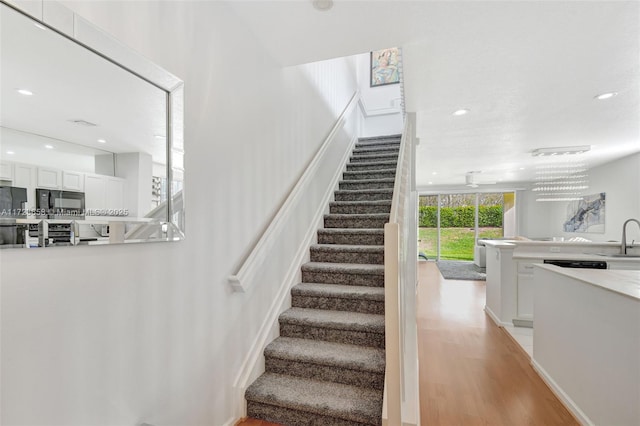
[532,264,640,426]
[483,239,640,327]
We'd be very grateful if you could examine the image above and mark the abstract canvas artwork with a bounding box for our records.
[370,48,400,87]
[563,192,606,233]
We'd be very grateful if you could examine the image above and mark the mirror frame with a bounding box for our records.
[0,0,185,248]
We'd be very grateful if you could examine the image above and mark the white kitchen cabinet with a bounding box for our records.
[13,164,36,209]
[84,174,125,214]
[105,177,125,210]
[37,167,61,189]
[0,161,13,180]
[84,175,106,210]
[608,261,640,270]
[62,171,84,192]
[515,260,541,322]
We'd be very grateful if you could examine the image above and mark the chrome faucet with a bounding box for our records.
[621,218,640,255]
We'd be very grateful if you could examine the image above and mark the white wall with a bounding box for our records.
[519,152,640,242]
[0,127,99,173]
[115,152,152,218]
[0,2,359,425]
[355,52,404,137]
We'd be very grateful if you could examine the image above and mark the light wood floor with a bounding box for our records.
[238,261,578,426]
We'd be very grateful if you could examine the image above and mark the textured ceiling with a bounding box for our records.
[229,0,640,191]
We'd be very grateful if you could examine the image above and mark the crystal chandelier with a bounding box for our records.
[532,146,590,202]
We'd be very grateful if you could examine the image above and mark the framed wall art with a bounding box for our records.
[370,47,400,87]
[563,192,606,233]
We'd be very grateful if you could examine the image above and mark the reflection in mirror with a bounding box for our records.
[0,2,184,248]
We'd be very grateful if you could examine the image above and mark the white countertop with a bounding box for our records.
[535,264,640,300]
[513,252,640,262]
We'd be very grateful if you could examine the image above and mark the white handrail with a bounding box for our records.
[383,112,418,426]
[228,91,360,293]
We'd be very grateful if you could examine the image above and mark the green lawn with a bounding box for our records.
[418,227,503,261]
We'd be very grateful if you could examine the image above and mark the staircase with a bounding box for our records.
[245,135,401,426]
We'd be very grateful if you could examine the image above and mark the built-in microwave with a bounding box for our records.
[36,188,85,220]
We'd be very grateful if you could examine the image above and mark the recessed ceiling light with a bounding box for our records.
[6,151,15,155]
[594,92,617,100]
[45,145,54,149]
[154,134,165,139]
[312,0,333,11]
[17,89,33,96]
[97,139,107,144]
[432,172,437,175]
[519,167,525,170]
[452,109,469,116]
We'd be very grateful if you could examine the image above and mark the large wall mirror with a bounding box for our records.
[0,0,184,248]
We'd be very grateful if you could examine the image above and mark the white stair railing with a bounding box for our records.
[383,112,419,426]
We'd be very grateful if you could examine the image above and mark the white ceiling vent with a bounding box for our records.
[68,119,98,127]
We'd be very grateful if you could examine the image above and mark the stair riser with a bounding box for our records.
[346,163,397,172]
[302,270,384,287]
[292,295,384,315]
[279,323,385,349]
[318,232,384,245]
[265,357,385,390]
[350,155,398,163]
[324,217,388,229]
[330,204,391,214]
[310,249,384,264]
[339,180,394,190]
[247,402,379,426]
[343,171,396,181]
[334,192,392,202]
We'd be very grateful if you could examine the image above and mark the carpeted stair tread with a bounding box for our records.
[325,213,389,219]
[279,307,385,333]
[335,189,394,195]
[310,244,384,254]
[339,180,395,191]
[330,200,391,215]
[352,146,399,154]
[302,262,385,276]
[342,169,397,180]
[319,228,385,235]
[356,134,401,143]
[317,228,385,246]
[334,188,394,202]
[292,282,385,301]
[346,160,397,170]
[310,243,384,264]
[350,153,399,162]
[340,177,395,184]
[324,214,389,229]
[245,373,383,425]
[265,337,385,372]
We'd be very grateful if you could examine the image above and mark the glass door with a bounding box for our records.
[418,191,516,261]
[418,195,438,260]
[438,194,476,260]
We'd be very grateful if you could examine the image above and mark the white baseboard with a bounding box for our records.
[484,305,510,328]
[221,416,237,426]
[229,135,357,421]
[530,358,593,426]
